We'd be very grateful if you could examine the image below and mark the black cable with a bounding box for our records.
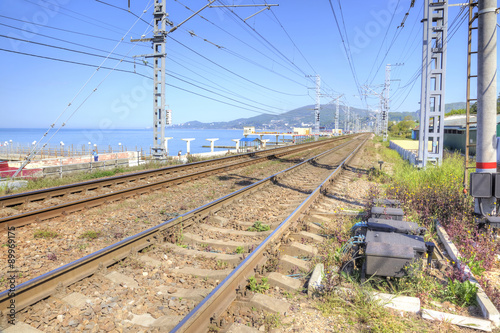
[0,22,138,60]
[94,0,153,27]
[165,82,281,115]
[327,0,364,100]
[167,72,282,114]
[0,47,148,76]
[168,58,285,111]
[0,34,143,66]
[173,0,307,80]
[0,48,281,116]
[0,14,150,48]
[168,36,307,97]
[216,0,312,81]
[365,0,401,84]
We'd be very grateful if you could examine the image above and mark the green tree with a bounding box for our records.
[388,116,415,138]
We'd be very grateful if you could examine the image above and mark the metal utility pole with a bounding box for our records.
[306,74,321,138]
[315,75,321,135]
[346,106,350,133]
[335,98,340,135]
[418,0,448,167]
[475,0,497,215]
[132,0,170,159]
[382,64,391,141]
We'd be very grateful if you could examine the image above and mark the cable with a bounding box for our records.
[0,22,139,60]
[12,1,155,178]
[215,0,313,81]
[327,0,364,101]
[0,48,148,76]
[166,72,282,114]
[184,29,309,88]
[366,0,402,85]
[167,36,307,97]
[94,0,153,27]
[0,34,145,66]
[0,14,150,48]
[173,0,308,81]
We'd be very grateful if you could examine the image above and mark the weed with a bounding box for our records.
[247,221,270,232]
[247,276,269,293]
[460,253,486,277]
[78,243,88,250]
[34,229,58,239]
[441,279,478,307]
[235,246,244,254]
[80,230,100,240]
[216,260,228,269]
[264,313,281,330]
[367,167,390,183]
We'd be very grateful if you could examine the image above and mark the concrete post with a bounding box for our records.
[164,137,173,156]
[476,0,498,214]
[232,139,240,152]
[181,138,195,155]
[206,138,219,153]
[261,139,269,149]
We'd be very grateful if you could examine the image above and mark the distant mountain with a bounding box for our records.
[172,104,376,130]
[171,102,464,130]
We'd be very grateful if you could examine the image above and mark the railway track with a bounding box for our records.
[0,134,368,332]
[0,136,355,229]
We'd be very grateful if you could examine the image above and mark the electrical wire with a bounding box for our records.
[327,0,364,102]
[168,35,307,97]
[0,14,151,48]
[11,1,155,178]
[172,0,309,81]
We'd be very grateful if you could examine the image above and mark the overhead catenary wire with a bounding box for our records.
[390,6,469,111]
[172,0,311,82]
[215,0,315,83]
[327,0,364,104]
[11,0,155,178]
[167,35,307,97]
[0,14,151,48]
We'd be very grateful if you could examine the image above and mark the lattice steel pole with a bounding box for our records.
[418,0,448,166]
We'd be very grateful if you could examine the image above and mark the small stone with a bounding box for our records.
[259,325,266,331]
[57,315,64,322]
[143,272,148,276]
[68,320,79,327]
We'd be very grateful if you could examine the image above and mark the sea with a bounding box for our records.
[0,128,292,156]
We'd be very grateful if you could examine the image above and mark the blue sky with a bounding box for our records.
[0,0,493,129]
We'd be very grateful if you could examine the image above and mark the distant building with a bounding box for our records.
[243,127,255,135]
[332,129,342,136]
[413,115,500,155]
[293,127,311,135]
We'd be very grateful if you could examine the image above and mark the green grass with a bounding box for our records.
[33,229,58,239]
[79,230,100,240]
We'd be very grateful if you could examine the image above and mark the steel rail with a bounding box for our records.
[171,135,368,333]
[0,135,364,316]
[0,136,355,229]
[0,137,350,209]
